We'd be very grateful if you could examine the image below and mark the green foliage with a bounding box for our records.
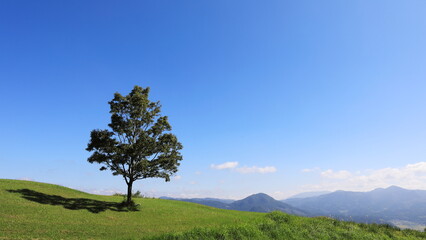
[113,190,144,198]
[86,86,183,204]
[265,210,291,223]
[133,190,143,198]
[113,190,156,206]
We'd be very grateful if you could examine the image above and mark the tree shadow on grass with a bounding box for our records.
[7,189,138,213]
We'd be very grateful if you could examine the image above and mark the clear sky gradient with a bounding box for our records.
[1,0,426,199]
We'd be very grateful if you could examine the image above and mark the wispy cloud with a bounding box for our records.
[211,161,277,174]
[173,175,182,180]
[90,189,123,195]
[300,161,426,192]
[210,161,238,170]
[75,186,124,196]
[236,166,277,174]
[17,177,35,181]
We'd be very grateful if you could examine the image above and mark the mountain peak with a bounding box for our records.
[241,193,276,202]
[249,193,274,198]
[386,185,405,190]
[372,185,406,192]
[230,193,306,215]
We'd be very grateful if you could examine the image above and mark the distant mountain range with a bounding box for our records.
[283,186,426,229]
[161,193,306,216]
[161,186,426,230]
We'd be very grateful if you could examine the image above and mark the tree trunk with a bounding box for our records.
[126,181,133,205]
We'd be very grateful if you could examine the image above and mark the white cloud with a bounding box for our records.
[211,161,276,174]
[91,189,123,195]
[173,175,182,180]
[320,169,352,179]
[236,166,277,174]
[195,171,202,175]
[300,161,426,192]
[168,193,202,198]
[210,161,239,170]
[75,186,124,196]
[405,162,426,173]
[17,177,34,181]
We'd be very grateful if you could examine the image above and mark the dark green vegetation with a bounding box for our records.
[1,179,425,240]
[87,86,183,205]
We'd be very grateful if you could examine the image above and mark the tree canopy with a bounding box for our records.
[86,86,183,205]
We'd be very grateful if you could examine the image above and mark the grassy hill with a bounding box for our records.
[0,179,262,239]
[1,179,425,240]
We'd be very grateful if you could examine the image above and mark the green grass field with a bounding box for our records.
[1,179,425,240]
[0,179,262,239]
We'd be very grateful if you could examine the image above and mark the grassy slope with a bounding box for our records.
[151,212,426,240]
[1,179,425,240]
[0,179,262,240]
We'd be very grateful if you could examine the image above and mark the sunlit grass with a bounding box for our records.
[1,179,425,240]
[149,212,426,240]
[0,179,262,239]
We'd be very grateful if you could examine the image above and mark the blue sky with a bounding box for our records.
[1,0,426,199]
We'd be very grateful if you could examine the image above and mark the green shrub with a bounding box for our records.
[265,211,291,223]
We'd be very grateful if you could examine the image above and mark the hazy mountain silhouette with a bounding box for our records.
[229,193,306,215]
[161,193,306,215]
[284,186,426,227]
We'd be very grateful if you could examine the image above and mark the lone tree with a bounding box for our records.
[86,86,183,205]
